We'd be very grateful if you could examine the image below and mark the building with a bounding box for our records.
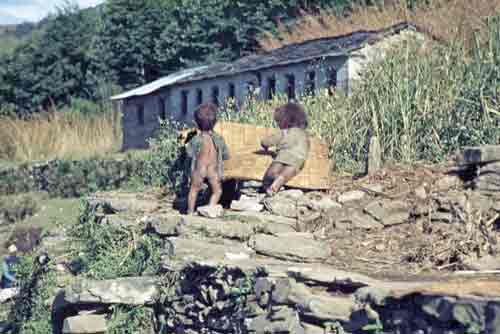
[112,22,424,150]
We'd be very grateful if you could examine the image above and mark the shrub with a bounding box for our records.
[9,256,56,334]
[142,119,189,193]
[0,194,41,225]
[68,199,163,280]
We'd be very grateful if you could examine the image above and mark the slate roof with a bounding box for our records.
[112,22,417,100]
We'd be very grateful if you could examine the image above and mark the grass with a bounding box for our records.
[0,193,80,257]
[0,109,122,163]
[259,0,500,50]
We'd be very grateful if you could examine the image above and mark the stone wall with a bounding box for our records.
[120,56,347,150]
[0,158,143,198]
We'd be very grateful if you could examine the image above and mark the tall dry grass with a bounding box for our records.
[259,0,500,50]
[0,111,122,163]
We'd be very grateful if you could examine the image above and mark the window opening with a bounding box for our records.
[212,86,219,106]
[328,67,337,95]
[158,97,166,120]
[286,74,295,100]
[137,104,145,126]
[305,71,316,95]
[267,77,276,100]
[228,83,236,99]
[181,91,189,116]
[196,89,203,105]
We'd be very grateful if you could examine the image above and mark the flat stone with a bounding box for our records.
[287,266,380,288]
[166,237,255,265]
[362,183,384,194]
[230,198,263,212]
[288,281,355,323]
[414,185,427,200]
[263,196,298,218]
[279,189,304,199]
[307,197,342,212]
[180,215,255,241]
[63,314,107,333]
[64,277,159,306]
[249,233,330,262]
[332,208,384,230]
[247,306,305,334]
[434,175,462,191]
[338,190,365,203]
[464,255,500,271]
[364,200,410,226]
[142,214,181,236]
[223,211,296,234]
[460,145,500,165]
[197,204,224,218]
[88,194,159,214]
[101,215,138,228]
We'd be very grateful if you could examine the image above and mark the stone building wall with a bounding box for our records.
[121,56,347,150]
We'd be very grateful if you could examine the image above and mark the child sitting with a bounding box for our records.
[261,103,310,196]
[185,103,230,214]
[1,244,19,289]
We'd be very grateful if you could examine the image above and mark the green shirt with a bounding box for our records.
[261,127,310,170]
[185,132,230,178]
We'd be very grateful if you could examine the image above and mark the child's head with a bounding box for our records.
[194,103,217,131]
[274,103,308,129]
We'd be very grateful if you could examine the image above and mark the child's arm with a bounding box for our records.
[261,132,282,150]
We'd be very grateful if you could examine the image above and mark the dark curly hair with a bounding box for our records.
[274,102,308,129]
[194,102,218,131]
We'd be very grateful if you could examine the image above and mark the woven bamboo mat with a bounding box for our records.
[180,122,332,190]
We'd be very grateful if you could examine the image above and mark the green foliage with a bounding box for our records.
[142,119,188,192]
[69,199,163,280]
[9,256,56,334]
[0,158,144,198]
[0,5,103,115]
[0,193,41,225]
[107,305,154,334]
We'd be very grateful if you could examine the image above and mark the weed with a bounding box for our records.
[68,199,163,280]
[0,193,41,225]
[107,305,154,334]
[9,256,56,334]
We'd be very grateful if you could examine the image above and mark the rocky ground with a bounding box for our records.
[4,145,500,333]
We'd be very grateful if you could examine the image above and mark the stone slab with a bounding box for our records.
[166,237,256,265]
[64,277,159,306]
[63,314,107,334]
[249,233,330,263]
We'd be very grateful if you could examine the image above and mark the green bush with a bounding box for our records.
[9,256,56,334]
[69,199,163,280]
[0,194,41,225]
[142,119,189,193]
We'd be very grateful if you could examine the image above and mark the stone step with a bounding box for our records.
[62,314,107,334]
[64,277,159,306]
[248,233,331,263]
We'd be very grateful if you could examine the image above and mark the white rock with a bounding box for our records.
[230,199,263,212]
[197,205,224,218]
[338,190,366,203]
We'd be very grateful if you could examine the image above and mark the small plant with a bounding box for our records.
[107,305,154,334]
[9,255,57,334]
[0,193,41,225]
[68,199,163,280]
[362,319,384,334]
[142,119,189,193]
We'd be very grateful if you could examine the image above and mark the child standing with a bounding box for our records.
[185,103,230,214]
[261,103,310,196]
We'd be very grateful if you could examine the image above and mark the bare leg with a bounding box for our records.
[269,165,298,194]
[207,167,223,206]
[263,162,284,193]
[187,172,203,214]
